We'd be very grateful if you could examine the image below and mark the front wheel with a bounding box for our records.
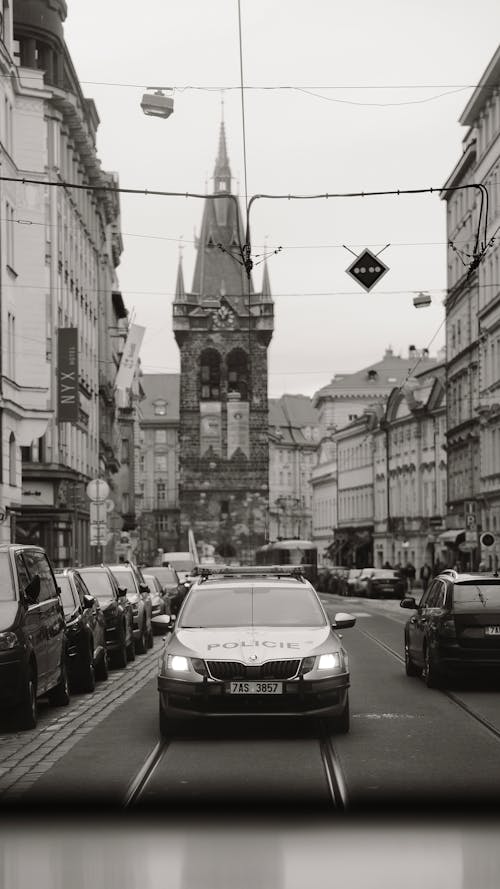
[423,646,443,689]
[15,672,38,730]
[325,695,350,734]
[79,651,96,693]
[404,640,422,677]
[48,658,70,707]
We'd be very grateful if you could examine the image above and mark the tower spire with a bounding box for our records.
[174,243,186,301]
[213,118,231,193]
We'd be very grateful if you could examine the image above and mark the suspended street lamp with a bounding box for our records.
[140,88,174,119]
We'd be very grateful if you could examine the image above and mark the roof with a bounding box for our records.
[140,374,180,422]
[459,45,500,126]
[268,394,320,447]
[313,348,437,405]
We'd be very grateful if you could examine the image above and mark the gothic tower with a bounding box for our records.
[173,124,274,563]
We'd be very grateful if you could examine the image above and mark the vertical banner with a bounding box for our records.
[57,327,79,422]
[115,324,145,391]
[200,402,222,456]
[227,401,250,458]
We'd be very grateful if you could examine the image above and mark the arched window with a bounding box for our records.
[226,348,249,400]
[199,349,221,400]
[9,432,16,486]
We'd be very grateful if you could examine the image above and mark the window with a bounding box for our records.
[226,348,249,400]
[5,200,14,269]
[154,400,167,416]
[24,550,56,602]
[157,481,166,503]
[121,438,130,462]
[9,433,16,486]
[155,429,167,444]
[199,349,221,400]
[155,455,167,473]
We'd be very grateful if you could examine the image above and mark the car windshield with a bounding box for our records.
[79,570,114,604]
[57,575,76,610]
[0,552,15,601]
[371,570,398,579]
[109,568,135,594]
[144,576,160,593]
[179,585,327,628]
[453,583,500,609]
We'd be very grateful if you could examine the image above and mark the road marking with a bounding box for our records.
[353,713,418,720]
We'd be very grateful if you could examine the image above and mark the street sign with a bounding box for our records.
[465,530,477,544]
[480,532,496,549]
[466,513,477,529]
[86,479,110,502]
[90,502,108,524]
[346,248,389,292]
[465,500,476,515]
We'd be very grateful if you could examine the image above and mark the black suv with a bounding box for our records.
[56,568,108,692]
[108,563,153,654]
[78,566,135,668]
[401,570,500,687]
[0,544,70,729]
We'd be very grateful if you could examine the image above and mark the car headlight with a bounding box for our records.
[0,631,18,650]
[317,652,342,671]
[167,654,190,672]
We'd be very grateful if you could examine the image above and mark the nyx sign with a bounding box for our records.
[57,328,79,422]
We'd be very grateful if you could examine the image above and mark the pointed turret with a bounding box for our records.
[213,121,232,193]
[262,262,272,300]
[174,253,186,302]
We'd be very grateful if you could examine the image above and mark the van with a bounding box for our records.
[161,551,196,583]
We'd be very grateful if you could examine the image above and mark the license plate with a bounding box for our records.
[485,626,500,635]
[228,682,283,694]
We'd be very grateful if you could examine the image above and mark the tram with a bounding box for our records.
[255,539,318,586]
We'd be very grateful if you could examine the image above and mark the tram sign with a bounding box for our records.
[346,248,389,292]
[86,479,110,502]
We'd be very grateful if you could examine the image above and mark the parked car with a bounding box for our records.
[402,570,500,688]
[345,568,362,596]
[142,565,182,602]
[326,566,349,596]
[0,544,70,729]
[55,568,108,692]
[78,565,135,668]
[143,573,171,627]
[365,569,406,599]
[108,562,153,654]
[354,568,377,596]
[161,551,196,584]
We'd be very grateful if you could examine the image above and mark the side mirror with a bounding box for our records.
[117,586,128,598]
[83,594,96,609]
[151,614,175,633]
[332,612,356,629]
[25,574,41,605]
[400,597,417,610]
[139,583,150,594]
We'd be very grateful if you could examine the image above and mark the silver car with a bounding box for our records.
[154,566,356,737]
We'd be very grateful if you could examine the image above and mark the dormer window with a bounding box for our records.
[154,400,167,416]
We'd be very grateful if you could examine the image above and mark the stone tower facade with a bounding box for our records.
[173,124,274,563]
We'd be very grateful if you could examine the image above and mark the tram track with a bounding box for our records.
[358,625,500,744]
[124,728,347,809]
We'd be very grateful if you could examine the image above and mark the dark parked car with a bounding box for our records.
[143,573,171,626]
[56,569,108,692]
[78,566,135,669]
[401,570,500,687]
[108,563,153,654]
[0,544,70,729]
[365,569,406,599]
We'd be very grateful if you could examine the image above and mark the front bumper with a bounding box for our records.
[158,673,349,718]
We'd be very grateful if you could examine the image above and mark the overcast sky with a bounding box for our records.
[63,0,500,399]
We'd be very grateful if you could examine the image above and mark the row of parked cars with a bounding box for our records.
[317,566,407,599]
[0,543,190,731]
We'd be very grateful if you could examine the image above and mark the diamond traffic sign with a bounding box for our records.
[346,248,389,292]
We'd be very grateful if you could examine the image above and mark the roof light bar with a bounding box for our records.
[193,565,306,578]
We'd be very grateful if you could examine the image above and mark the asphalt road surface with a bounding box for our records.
[2,595,500,815]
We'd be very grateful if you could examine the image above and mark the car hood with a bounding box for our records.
[0,601,20,630]
[171,626,334,663]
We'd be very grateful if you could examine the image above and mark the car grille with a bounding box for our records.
[206,660,301,681]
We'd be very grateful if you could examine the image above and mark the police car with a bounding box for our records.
[153,565,356,736]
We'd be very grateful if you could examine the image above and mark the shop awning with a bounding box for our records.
[437,529,466,545]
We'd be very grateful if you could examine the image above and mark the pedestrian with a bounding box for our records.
[406,561,416,592]
[420,562,432,592]
[383,560,392,569]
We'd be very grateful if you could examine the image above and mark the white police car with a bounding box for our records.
[153,566,356,736]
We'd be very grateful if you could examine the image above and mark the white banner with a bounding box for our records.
[115,325,145,391]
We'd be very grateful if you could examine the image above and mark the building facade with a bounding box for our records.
[442,44,500,571]
[268,394,320,541]
[173,124,274,563]
[0,0,127,565]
